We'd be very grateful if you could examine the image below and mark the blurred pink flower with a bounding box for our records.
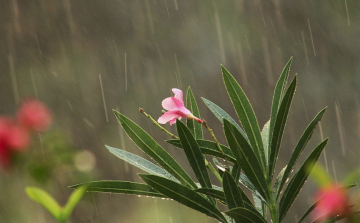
[0,117,30,168]
[312,184,350,222]
[17,99,52,132]
[158,88,202,126]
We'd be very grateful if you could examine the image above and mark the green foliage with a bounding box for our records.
[279,139,328,221]
[75,58,330,222]
[139,174,228,223]
[222,65,266,171]
[186,87,203,139]
[70,181,164,197]
[113,111,197,189]
[26,186,87,223]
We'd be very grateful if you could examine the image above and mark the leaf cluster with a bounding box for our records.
[71,58,333,222]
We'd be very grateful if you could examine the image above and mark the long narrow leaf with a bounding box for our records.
[268,75,297,181]
[273,166,287,199]
[224,119,269,201]
[114,111,197,189]
[202,97,248,140]
[166,139,237,163]
[239,173,266,204]
[279,138,329,221]
[61,186,87,221]
[195,188,226,203]
[69,181,165,197]
[276,108,327,200]
[253,194,267,217]
[25,187,61,219]
[186,87,203,139]
[231,163,241,183]
[222,65,265,170]
[223,171,244,209]
[261,120,270,165]
[225,207,267,223]
[139,174,227,223]
[176,121,212,189]
[106,145,179,183]
[268,58,292,167]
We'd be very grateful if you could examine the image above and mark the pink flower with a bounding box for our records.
[158,88,202,126]
[0,117,30,168]
[312,184,350,222]
[17,99,52,132]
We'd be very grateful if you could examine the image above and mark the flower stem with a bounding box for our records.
[202,120,230,171]
[139,108,178,139]
[205,159,222,183]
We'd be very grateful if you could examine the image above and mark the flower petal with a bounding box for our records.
[162,97,184,111]
[169,117,180,126]
[172,88,184,104]
[158,111,181,124]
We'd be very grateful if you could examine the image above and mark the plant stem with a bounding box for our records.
[139,108,178,139]
[202,120,230,171]
[205,159,222,183]
[269,193,278,223]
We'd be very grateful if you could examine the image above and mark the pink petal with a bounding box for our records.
[172,88,184,104]
[178,106,192,116]
[162,97,184,111]
[169,117,180,126]
[158,111,181,124]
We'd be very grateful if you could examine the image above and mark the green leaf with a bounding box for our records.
[195,188,226,203]
[222,65,265,171]
[276,108,327,200]
[166,139,236,163]
[268,58,292,166]
[231,163,241,183]
[225,207,267,223]
[139,174,228,223]
[268,75,297,181]
[176,121,212,189]
[224,119,269,201]
[223,171,244,209]
[106,145,179,183]
[201,97,248,140]
[69,181,164,197]
[196,169,255,210]
[253,194,267,217]
[261,120,270,166]
[25,187,62,220]
[273,166,287,199]
[298,202,316,223]
[238,172,266,204]
[312,211,360,223]
[61,186,87,221]
[279,138,329,221]
[186,87,203,139]
[113,111,197,189]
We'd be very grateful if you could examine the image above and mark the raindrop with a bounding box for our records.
[335,101,346,156]
[307,18,316,56]
[301,31,309,65]
[332,160,338,183]
[99,74,108,122]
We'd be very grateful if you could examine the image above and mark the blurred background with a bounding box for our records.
[0,0,360,222]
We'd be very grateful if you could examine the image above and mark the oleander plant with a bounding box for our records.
[71,58,359,222]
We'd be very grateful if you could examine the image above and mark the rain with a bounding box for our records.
[0,0,360,222]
